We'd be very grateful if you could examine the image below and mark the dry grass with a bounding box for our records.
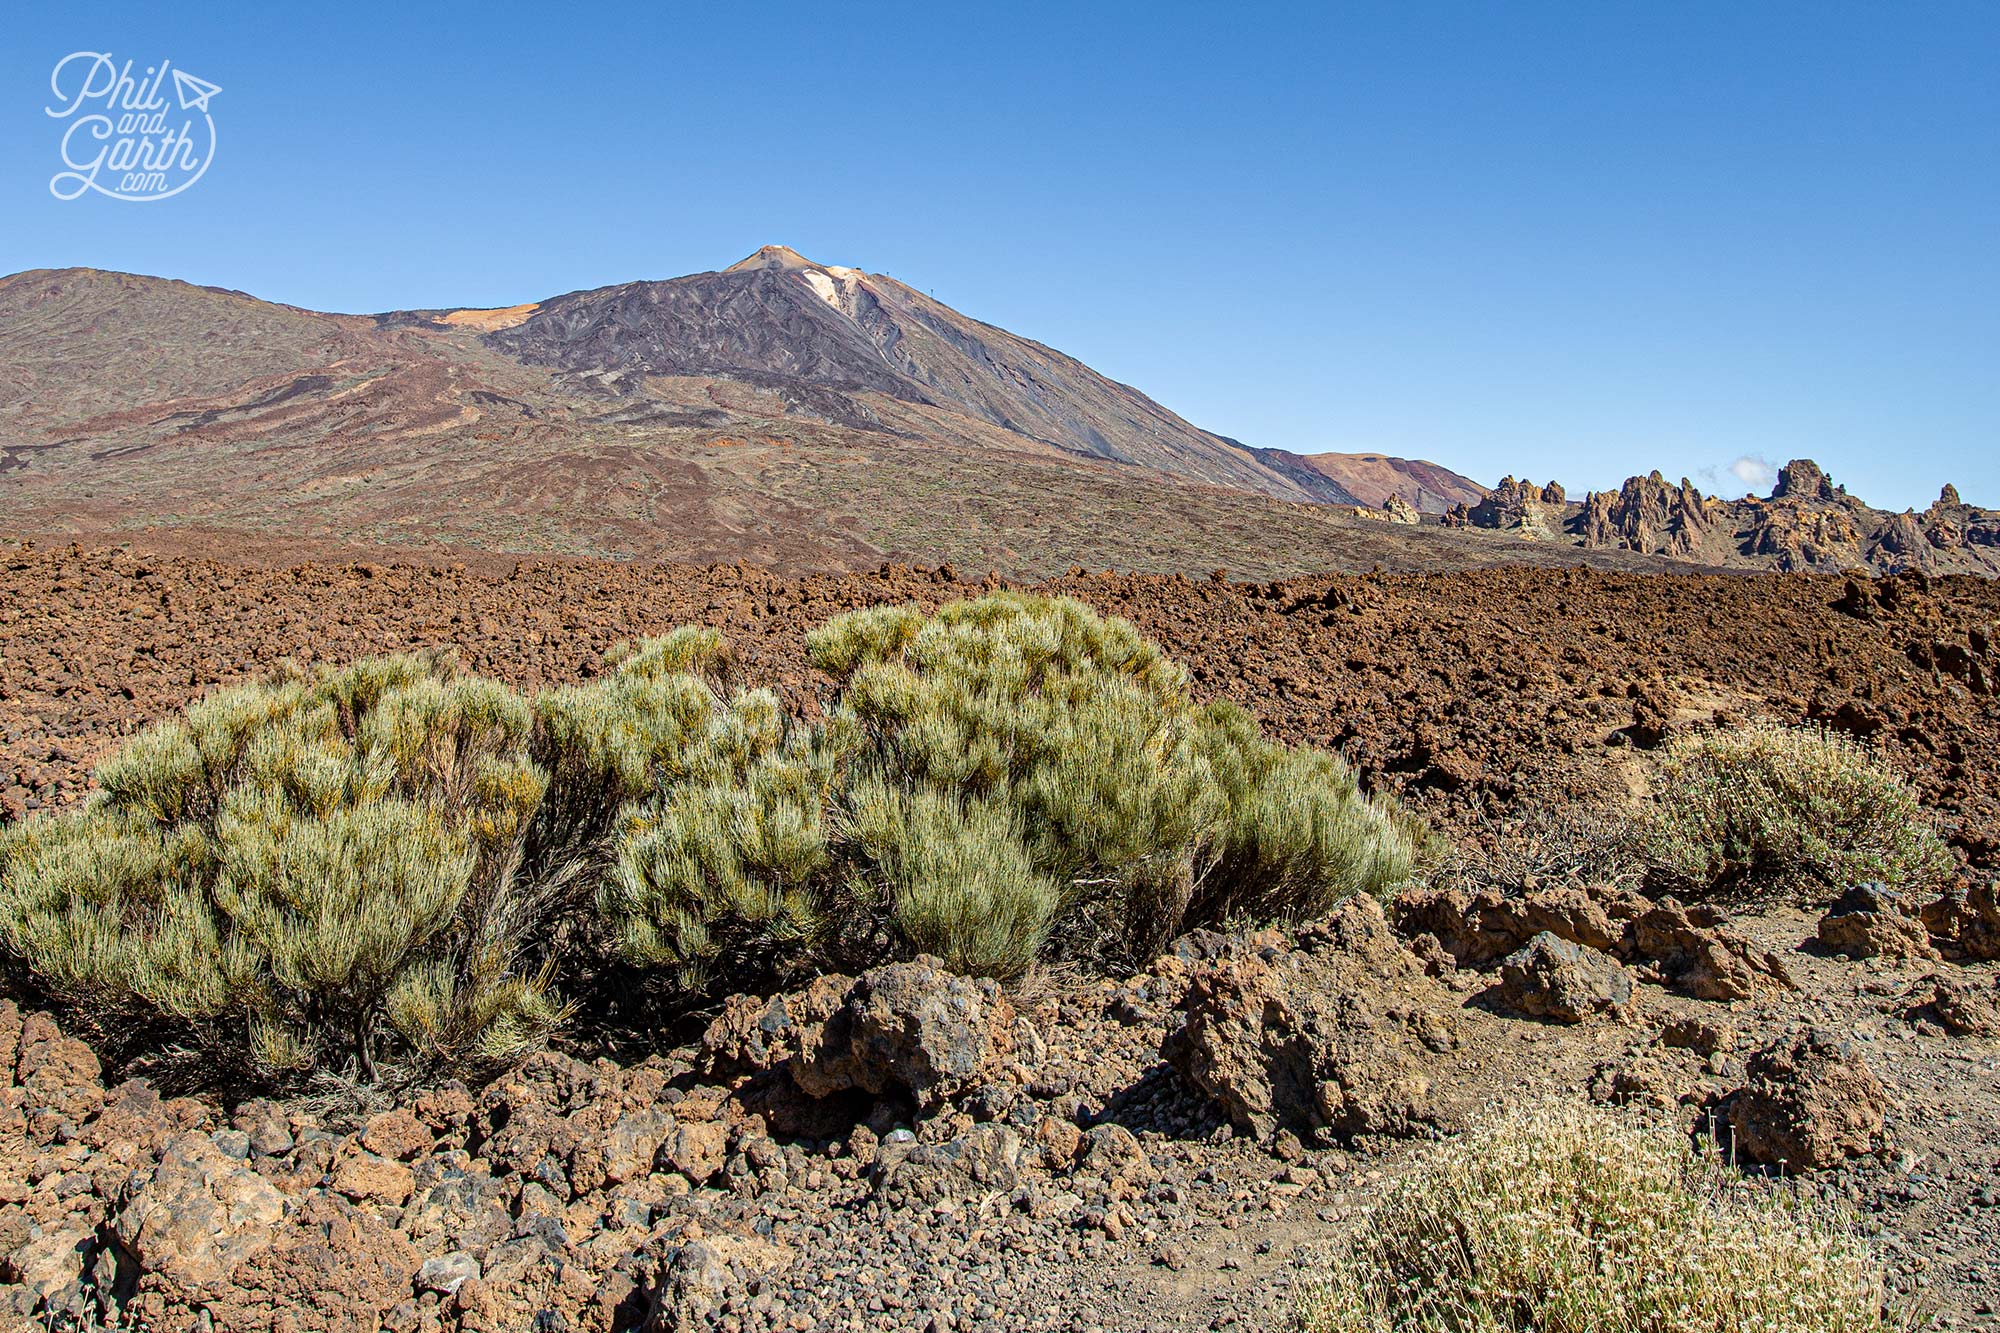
[1645,723,1953,905]
[1297,1102,1912,1333]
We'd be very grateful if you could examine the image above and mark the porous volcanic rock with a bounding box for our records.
[1394,883,1788,1001]
[1494,932,1638,1023]
[1395,883,1643,967]
[1728,1030,1888,1170]
[704,959,1014,1112]
[1907,972,2000,1038]
[1816,883,1940,961]
[1921,881,2000,961]
[1161,896,1461,1144]
[1629,898,1794,1000]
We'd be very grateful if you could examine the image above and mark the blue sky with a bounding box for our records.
[3,1,1995,509]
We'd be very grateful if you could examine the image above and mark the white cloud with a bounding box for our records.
[1729,456,1777,492]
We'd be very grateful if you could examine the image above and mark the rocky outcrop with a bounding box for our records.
[1727,1030,1887,1170]
[1382,493,1421,525]
[703,959,1014,1112]
[1395,882,1642,967]
[1908,972,2000,1038]
[1920,882,2000,961]
[1465,477,1570,541]
[1495,932,1638,1023]
[1575,472,1712,558]
[1816,883,1939,961]
[1629,899,1794,1000]
[1162,897,1461,1144]
[1395,883,1790,1001]
[1773,459,1840,502]
[1744,497,1867,572]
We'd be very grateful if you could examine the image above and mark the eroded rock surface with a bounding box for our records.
[1162,897,1461,1144]
[1817,883,1939,961]
[1728,1030,1888,1170]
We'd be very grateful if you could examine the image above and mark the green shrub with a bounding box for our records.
[1297,1102,1908,1333]
[0,655,565,1084]
[1645,723,1952,904]
[601,683,836,997]
[1,594,1425,1079]
[603,592,1422,990]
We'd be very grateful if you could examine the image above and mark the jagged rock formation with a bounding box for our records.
[1469,457,2000,577]
[1773,458,1842,501]
[1464,477,1569,541]
[1575,472,1713,558]
[1923,483,2000,553]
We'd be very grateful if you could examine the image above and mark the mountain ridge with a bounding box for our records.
[3,250,1985,580]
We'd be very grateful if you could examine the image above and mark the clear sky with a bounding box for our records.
[3,1,1995,509]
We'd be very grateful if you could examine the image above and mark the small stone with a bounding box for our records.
[417,1251,481,1296]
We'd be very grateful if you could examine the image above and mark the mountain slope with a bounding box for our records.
[486,245,1362,504]
[0,249,1713,582]
[1298,452,1487,513]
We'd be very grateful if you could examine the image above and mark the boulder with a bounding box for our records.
[330,1148,414,1206]
[13,1011,104,1127]
[1728,1031,1887,1170]
[1495,932,1638,1023]
[1395,882,1644,967]
[141,1193,420,1333]
[417,1249,481,1296]
[1908,972,2000,1038]
[871,1122,1024,1205]
[1816,883,1939,961]
[1630,899,1792,1000]
[1920,881,2000,961]
[2,1223,95,1314]
[399,1157,513,1258]
[662,1121,728,1185]
[1587,1055,1680,1109]
[111,1131,288,1300]
[1659,1016,1734,1055]
[570,1107,673,1193]
[705,960,1013,1112]
[1163,896,1459,1144]
[357,1107,432,1162]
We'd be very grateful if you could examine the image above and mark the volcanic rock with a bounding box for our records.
[1920,881,2000,961]
[1727,1030,1887,1170]
[706,959,1013,1112]
[1161,896,1459,1144]
[1907,972,2000,1038]
[1466,476,1569,540]
[1576,471,1711,557]
[1494,932,1638,1023]
[1816,883,1940,961]
[1629,898,1793,1000]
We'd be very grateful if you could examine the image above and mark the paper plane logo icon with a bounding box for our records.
[171,68,221,112]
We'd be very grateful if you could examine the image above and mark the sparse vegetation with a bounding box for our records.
[0,594,1420,1082]
[1297,1102,1908,1333]
[1645,723,1952,904]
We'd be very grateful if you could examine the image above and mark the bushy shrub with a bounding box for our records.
[1297,1102,1908,1333]
[0,655,565,1084]
[1646,723,1952,904]
[0,594,1425,1080]
[604,593,1422,990]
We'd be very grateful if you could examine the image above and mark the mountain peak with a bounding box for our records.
[725,245,821,273]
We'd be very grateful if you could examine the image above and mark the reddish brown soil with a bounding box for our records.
[5,540,1998,867]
